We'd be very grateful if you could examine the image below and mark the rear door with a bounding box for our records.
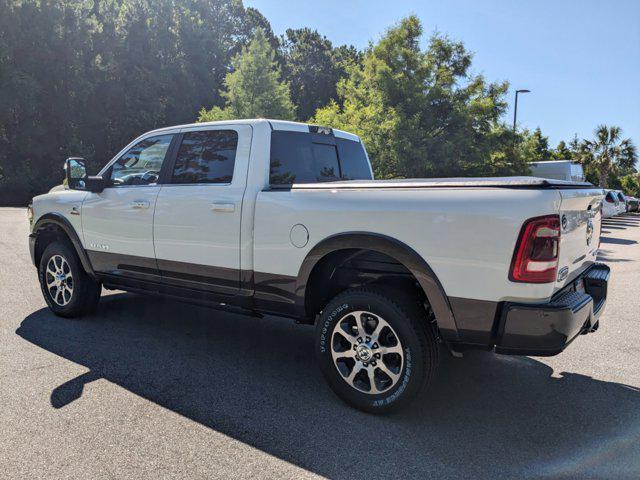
[152,124,252,295]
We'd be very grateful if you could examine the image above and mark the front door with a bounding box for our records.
[82,134,174,280]
[153,125,251,295]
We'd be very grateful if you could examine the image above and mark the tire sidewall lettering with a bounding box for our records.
[372,347,412,407]
[318,303,349,353]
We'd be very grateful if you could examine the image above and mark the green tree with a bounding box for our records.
[237,7,280,52]
[568,134,581,154]
[199,28,295,122]
[519,127,552,162]
[313,16,526,179]
[620,174,640,197]
[0,0,98,202]
[281,28,359,121]
[577,125,637,188]
[552,140,573,160]
[0,0,256,204]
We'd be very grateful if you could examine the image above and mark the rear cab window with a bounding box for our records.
[269,129,372,186]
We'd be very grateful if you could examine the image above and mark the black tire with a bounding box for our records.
[315,287,439,413]
[38,241,101,318]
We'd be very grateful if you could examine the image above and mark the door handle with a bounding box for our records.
[131,200,150,209]
[211,202,235,213]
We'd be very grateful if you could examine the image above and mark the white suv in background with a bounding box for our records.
[615,191,628,214]
[603,190,620,218]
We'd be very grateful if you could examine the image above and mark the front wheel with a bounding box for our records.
[38,241,101,318]
[315,287,439,413]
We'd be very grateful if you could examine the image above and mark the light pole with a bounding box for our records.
[513,89,531,133]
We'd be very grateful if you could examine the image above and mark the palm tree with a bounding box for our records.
[579,125,637,187]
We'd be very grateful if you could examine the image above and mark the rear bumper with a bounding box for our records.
[495,263,610,356]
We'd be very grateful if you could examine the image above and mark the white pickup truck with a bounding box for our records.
[28,119,610,412]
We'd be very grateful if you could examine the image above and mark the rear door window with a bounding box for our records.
[171,130,238,184]
[269,131,372,185]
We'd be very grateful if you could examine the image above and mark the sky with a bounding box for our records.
[245,0,640,149]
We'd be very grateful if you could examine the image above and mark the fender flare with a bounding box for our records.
[32,213,96,278]
[295,232,459,341]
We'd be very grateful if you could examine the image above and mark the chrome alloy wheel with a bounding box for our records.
[330,310,404,394]
[45,255,74,306]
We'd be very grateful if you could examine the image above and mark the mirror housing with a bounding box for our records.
[85,176,106,193]
[64,157,87,190]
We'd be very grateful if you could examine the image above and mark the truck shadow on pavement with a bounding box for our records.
[600,237,637,245]
[597,248,634,262]
[17,294,640,479]
[602,214,640,230]
[599,214,639,263]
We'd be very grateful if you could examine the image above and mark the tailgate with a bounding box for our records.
[555,188,604,291]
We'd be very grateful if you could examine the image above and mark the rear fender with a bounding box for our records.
[296,232,459,341]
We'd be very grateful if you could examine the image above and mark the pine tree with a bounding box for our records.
[552,140,572,160]
[313,16,526,178]
[199,29,295,122]
[519,127,552,162]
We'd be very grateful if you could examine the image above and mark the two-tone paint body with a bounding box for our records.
[30,119,606,351]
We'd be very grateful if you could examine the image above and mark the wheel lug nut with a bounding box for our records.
[371,361,377,366]
[363,362,368,367]
[365,337,371,342]
[372,342,379,349]
[375,353,381,359]
[357,337,363,343]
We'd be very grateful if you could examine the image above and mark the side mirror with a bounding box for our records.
[64,158,105,193]
[64,157,87,190]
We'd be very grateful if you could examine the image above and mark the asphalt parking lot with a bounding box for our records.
[1,207,639,480]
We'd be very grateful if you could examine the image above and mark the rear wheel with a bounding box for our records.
[38,241,101,317]
[315,287,439,413]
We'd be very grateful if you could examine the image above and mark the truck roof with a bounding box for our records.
[144,118,361,142]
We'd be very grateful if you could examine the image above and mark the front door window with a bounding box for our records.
[109,135,173,186]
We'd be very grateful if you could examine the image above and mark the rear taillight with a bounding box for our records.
[509,215,560,283]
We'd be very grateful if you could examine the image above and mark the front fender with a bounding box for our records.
[31,213,96,278]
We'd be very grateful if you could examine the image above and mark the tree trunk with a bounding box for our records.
[598,165,608,188]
